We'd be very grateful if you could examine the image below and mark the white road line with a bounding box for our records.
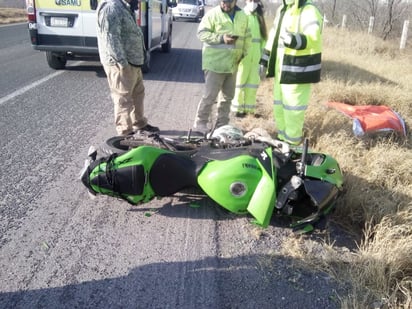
[0,71,64,106]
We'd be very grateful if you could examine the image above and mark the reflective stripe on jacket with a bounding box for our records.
[197,6,250,74]
[264,0,322,84]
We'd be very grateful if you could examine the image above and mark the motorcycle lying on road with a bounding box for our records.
[80,126,344,232]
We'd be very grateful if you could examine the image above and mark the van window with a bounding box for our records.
[179,0,198,4]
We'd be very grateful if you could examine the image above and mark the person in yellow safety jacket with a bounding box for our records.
[193,0,251,133]
[260,0,323,145]
[232,0,267,117]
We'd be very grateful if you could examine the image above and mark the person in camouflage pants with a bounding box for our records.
[97,0,159,136]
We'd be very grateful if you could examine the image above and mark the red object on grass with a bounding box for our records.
[326,101,406,137]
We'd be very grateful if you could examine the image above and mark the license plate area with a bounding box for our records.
[42,13,76,28]
[50,17,68,27]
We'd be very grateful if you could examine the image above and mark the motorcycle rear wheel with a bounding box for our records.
[100,136,130,156]
[100,135,200,156]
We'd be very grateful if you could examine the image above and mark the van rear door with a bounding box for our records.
[148,0,162,50]
[33,0,98,52]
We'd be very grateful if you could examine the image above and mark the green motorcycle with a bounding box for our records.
[80,126,343,231]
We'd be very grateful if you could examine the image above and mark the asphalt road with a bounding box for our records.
[0,21,348,308]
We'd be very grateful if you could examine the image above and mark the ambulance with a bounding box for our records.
[25,0,174,72]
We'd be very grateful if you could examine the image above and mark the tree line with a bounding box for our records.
[261,0,411,41]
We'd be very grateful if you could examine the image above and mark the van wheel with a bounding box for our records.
[161,33,172,53]
[46,51,67,70]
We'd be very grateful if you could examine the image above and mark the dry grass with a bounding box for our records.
[241,27,412,308]
[0,8,26,24]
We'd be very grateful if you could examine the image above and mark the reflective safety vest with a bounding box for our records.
[197,6,250,74]
[263,0,323,84]
[244,10,265,64]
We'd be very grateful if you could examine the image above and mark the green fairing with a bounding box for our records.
[198,147,276,227]
[247,166,276,228]
[305,154,344,188]
[89,146,172,204]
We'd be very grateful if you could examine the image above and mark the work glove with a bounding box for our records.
[259,65,267,80]
[280,31,307,50]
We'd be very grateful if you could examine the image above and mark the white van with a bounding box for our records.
[25,0,174,72]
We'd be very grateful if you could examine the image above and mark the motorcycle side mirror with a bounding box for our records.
[87,145,97,161]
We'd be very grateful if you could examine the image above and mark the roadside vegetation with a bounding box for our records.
[2,6,411,309]
[0,8,25,24]
[238,27,411,308]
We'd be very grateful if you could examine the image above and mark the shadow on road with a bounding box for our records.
[61,47,204,83]
[62,48,204,83]
[129,189,358,252]
[65,63,106,78]
[144,48,203,83]
[0,254,347,308]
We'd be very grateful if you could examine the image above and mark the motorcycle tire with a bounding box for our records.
[99,136,199,157]
[100,136,130,156]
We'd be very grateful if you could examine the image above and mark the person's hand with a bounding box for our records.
[223,34,237,45]
[280,31,293,45]
[280,31,305,49]
[259,64,266,79]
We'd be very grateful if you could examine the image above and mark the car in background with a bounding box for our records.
[172,0,204,22]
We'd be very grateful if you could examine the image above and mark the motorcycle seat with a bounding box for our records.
[150,153,199,196]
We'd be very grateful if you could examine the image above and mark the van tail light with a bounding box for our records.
[26,0,36,22]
